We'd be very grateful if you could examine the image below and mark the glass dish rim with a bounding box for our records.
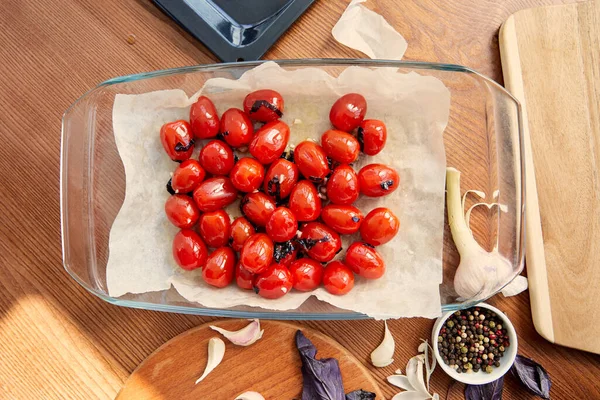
[60,58,525,320]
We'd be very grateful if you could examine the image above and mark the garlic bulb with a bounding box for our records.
[446,167,513,300]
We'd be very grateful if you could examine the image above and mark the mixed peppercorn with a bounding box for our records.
[438,307,510,374]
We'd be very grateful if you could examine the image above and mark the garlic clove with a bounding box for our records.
[501,275,528,297]
[210,319,264,346]
[235,391,265,400]
[195,337,225,384]
[370,320,395,367]
[387,375,415,391]
[391,391,431,400]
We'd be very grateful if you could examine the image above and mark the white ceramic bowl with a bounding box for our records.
[431,303,518,385]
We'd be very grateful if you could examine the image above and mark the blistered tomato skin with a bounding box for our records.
[273,241,298,266]
[241,192,276,227]
[329,93,367,132]
[243,89,284,122]
[321,205,363,235]
[358,164,400,197]
[345,242,385,279]
[289,258,323,292]
[193,177,238,212]
[172,229,208,271]
[171,159,206,193]
[322,261,354,295]
[358,119,387,155]
[294,141,330,182]
[164,195,200,229]
[264,159,299,200]
[321,130,360,164]
[230,217,256,252]
[360,207,400,246]
[198,210,231,248]
[253,263,293,299]
[235,262,255,290]
[266,207,298,242]
[230,157,265,192]
[199,140,236,175]
[249,121,290,164]
[202,247,236,288]
[288,181,321,222]
[298,222,342,263]
[220,108,254,148]
[160,120,195,161]
[326,165,360,205]
[240,233,274,274]
[189,96,219,139]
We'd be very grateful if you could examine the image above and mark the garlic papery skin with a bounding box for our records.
[195,337,225,384]
[446,167,513,300]
[235,391,265,400]
[370,320,395,367]
[210,319,264,346]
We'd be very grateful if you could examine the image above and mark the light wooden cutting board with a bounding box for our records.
[499,0,600,354]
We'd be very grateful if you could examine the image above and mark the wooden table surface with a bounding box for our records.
[1,0,600,399]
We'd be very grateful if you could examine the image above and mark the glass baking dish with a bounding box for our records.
[60,59,524,320]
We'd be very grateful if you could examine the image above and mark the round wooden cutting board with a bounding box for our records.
[116,320,384,400]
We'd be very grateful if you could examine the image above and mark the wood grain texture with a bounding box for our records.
[1,0,600,399]
[500,0,600,354]
[116,320,384,399]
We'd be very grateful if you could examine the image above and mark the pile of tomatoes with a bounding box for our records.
[160,89,400,299]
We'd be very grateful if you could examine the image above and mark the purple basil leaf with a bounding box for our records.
[345,389,376,400]
[511,355,551,399]
[465,376,504,400]
[295,330,345,400]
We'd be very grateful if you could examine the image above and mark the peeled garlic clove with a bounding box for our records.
[235,391,265,400]
[210,319,264,346]
[370,320,395,367]
[195,337,225,384]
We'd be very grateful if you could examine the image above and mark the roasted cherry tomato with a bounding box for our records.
[243,89,284,122]
[241,192,276,227]
[160,120,194,161]
[198,209,231,248]
[326,165,360,205]
[171,159,206,193]
[345,242,385,279]
[358,119,387,155]
[230,217,256,252]
[294,141,330,182]
[321,205,363,235]
[264,158,299,200]
[329,93,367,132]
[172,229,208,271]
[358,164,400,197]
[235,262,255,290]
[273,241,298,266]
[266,207,298,242]
[193,177,238,212]
[240,233,274,274]
[189,96,219,139]
[249,120,290,164]
[164,194,200,229]
[202,247,236,288]
[230,157,265,192]
[289,180,321,222]
[289,258,323,292]
[322,261,354,295]
[199,140,235,175]
[321,130,360,164]
[220,108,254,148]
[253,263,293,299]
[298,222,342,262]
[360,207,400,246]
